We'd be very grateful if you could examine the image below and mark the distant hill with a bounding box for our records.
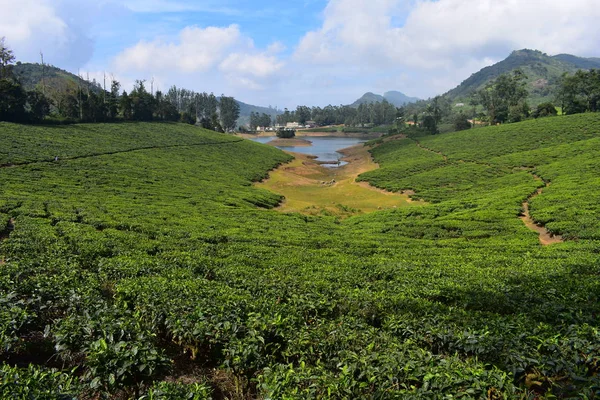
[11,62,280,126]
[445,49,600,104]
[351,91,419,107]
[13,62,103,93]
[235,101,281,128]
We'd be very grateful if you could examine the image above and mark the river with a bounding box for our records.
[250,136,369,167]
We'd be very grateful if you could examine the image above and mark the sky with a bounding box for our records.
[2,0,600,109]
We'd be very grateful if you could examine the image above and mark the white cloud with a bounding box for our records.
[220,53,284,79]
[293,0,600,98]
[114,25,244,73]
[0,0,95,69]
[297,0,600,67]
[4,0,600,107]
[113,25,286,92]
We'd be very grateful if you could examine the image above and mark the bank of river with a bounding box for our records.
[255,142,422,218]
[250,136,369,167]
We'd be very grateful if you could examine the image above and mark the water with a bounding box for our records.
[250,136,368,167]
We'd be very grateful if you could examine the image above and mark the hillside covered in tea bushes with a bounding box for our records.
[1,116,599,399]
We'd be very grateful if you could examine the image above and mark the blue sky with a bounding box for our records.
[2,0,600,108]
[87,1,327,63]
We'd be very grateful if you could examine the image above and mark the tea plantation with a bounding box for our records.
[1,117,599,399]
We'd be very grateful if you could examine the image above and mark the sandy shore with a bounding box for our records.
[237,131,384,139]
[296,131,383,139]
[254,142,422,217]
[266,138,313,147]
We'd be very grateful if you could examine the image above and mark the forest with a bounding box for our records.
[0,39,240,132]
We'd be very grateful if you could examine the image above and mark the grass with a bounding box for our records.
[1,116,600,398]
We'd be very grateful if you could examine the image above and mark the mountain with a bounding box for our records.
[235,100,281,128]
[11,62,280,125]
[445,49,600,103]
[351,91,419,107]
[351,92,384,106]
[383,91,421,106]
[13,62,104,94]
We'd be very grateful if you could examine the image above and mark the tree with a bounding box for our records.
[296,105,311,125]
[259,113,271,128]
[478,69,529,124]
[219,95,240,132]
[154,90,178,121]
[26,90,51,122]
[0,38,27,122]
[532,102,558,118]
[0,78,27,122]
[107,79,121,120]
[421,96,444,134]
[276,128,295,138]
[557,70,600,115]
[85,91,107,122]
[130,80,154,121]
[453,112,472,131]
[0,37,15,79]
[180,111,196,125]
[249,111,259,130]
[206,93,218,118]
[422,115,438,134]
[120,91,132,120]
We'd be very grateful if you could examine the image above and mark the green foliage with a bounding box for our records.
[556,69,600,114]
[276,128,295,138]
[218,95,240,132]
[276,101,399,128]
[478,69,529,124]
[249,111,272,130]
[0,364,79,399]
[84,332,171,395]
[447,49,600,104]
[141,381,212,399]
[532,102,558,118]
[453,113,472,131]
[1,117,600,398]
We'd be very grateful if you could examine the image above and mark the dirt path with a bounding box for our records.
[520,175,563,246]
[410,138,563,245]
[256,144,422,217]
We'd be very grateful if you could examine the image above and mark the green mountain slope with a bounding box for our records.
[13,62,103,93]
[235,100,281,127]
[384,90,420,106]
[351,90,419,107]
[446,49,600,104]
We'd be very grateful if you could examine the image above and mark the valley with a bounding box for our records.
[1,114,599,398]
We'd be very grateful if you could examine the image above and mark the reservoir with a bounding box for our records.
[250,136,369,167]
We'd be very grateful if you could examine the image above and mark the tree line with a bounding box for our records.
[556,69,600,115]
[0,38,240,131]
[273,101,400,127]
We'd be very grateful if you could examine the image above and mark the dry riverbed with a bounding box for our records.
[256,143,421,218]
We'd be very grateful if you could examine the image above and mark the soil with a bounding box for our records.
[255,142,422,217]
[520,182,563,246]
